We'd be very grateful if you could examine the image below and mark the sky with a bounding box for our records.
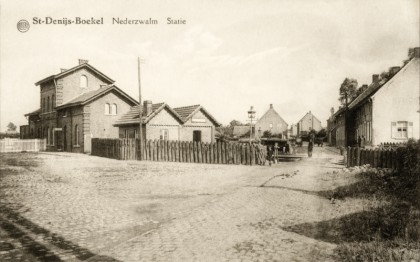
[0,0,419,131]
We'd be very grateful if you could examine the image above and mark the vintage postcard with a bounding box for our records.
[0,0,419,261]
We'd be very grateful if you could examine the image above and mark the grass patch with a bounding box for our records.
[333,140,420,261]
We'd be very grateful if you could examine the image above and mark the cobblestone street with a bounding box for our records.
[0,147,362,261]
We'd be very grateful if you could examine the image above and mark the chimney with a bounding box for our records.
[269,104,273,109]
[408,47,420,58]
[372,74,379,83]
[78,59,89,65]
[60,68,67,72]
[330,107,335,116]
[361,84,368,92]
[143,100,153,116]
[389,66,400,75]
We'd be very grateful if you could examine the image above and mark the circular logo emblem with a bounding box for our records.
[17,20,30,33]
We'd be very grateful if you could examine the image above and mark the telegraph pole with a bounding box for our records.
[138,57,143,160]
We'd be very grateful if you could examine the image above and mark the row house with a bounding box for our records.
[114,101,221,143]
[327,47,419,147]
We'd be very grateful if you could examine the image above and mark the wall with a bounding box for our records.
[58,106,84,153]
[255,108,288,136]
[297,112,322,134]
[180,110,215,143]
[88,91,134,141]
[58,68,111,105]
[372,58,420,145]
[146,108,181,140]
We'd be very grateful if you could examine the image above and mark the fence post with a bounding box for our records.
[346,147,351,167]
[356,147,361,166]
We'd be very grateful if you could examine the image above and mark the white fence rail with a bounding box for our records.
[0,139,46,153]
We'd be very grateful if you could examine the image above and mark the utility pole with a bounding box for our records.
[138,57,143,160]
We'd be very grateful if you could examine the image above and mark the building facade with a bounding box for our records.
[21,60,138,153]
[296,111,322,137]
[254,104,288,138]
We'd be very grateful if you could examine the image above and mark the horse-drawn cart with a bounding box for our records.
[260,137,305,162]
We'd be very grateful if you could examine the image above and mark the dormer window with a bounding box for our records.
[80,75,88,88]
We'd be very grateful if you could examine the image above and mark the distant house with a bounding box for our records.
[115,101,221,143]
[255,104,288,138]
[296,111,322,137]
[20,60,138,153]
[327,47,420,147]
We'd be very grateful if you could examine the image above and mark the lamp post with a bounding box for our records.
[248,106,256,143]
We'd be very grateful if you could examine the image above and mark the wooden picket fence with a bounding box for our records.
[91,138,267,165]
[0,138,46,153]
[346,147,401,169]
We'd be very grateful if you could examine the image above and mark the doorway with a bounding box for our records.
[63,126,67,151]
[193,130,202,142]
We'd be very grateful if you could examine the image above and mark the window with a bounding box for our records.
[47,96,50,112]
[43,98,46,113]
[391,121,413,139]
[125,129,129,138]
[160,129,169,140]
[269,123,273,129]
[80,75,88,88]
[105,103,110,115]
[110,103,117,115]
[52,94,55,109]
[193,130,201,142]
[134,129,138,139]
[74,125,79,145]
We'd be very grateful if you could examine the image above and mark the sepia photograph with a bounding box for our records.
[0,0,419,261]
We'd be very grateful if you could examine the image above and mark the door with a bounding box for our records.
[193,130,202,142]
[63,126,67,151]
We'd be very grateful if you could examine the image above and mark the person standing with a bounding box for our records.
[357,135,362,147]
[308,131,315,157]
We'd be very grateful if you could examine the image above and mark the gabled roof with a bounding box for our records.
[298,111,321,124]
[257,106,288,126]
[348,57,415,110]
[35,63,115,86]
[173,105,221,126]
[114,102,184,126]
[24,108,41,116]
[55,85,138,110]
[173,105,200,119]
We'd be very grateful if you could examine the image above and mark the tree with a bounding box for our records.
[316,128,327,138]
[339,78,358,106]
[262,130,272,138]
[229,120,243,127]
[7,122,17,132]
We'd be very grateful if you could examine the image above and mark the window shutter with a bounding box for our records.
[391,122,397,138]
[408,122,413,138]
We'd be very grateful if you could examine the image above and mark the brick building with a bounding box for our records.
[115,101,220,143]
[254,104,288,138]
[20,60,138,153]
